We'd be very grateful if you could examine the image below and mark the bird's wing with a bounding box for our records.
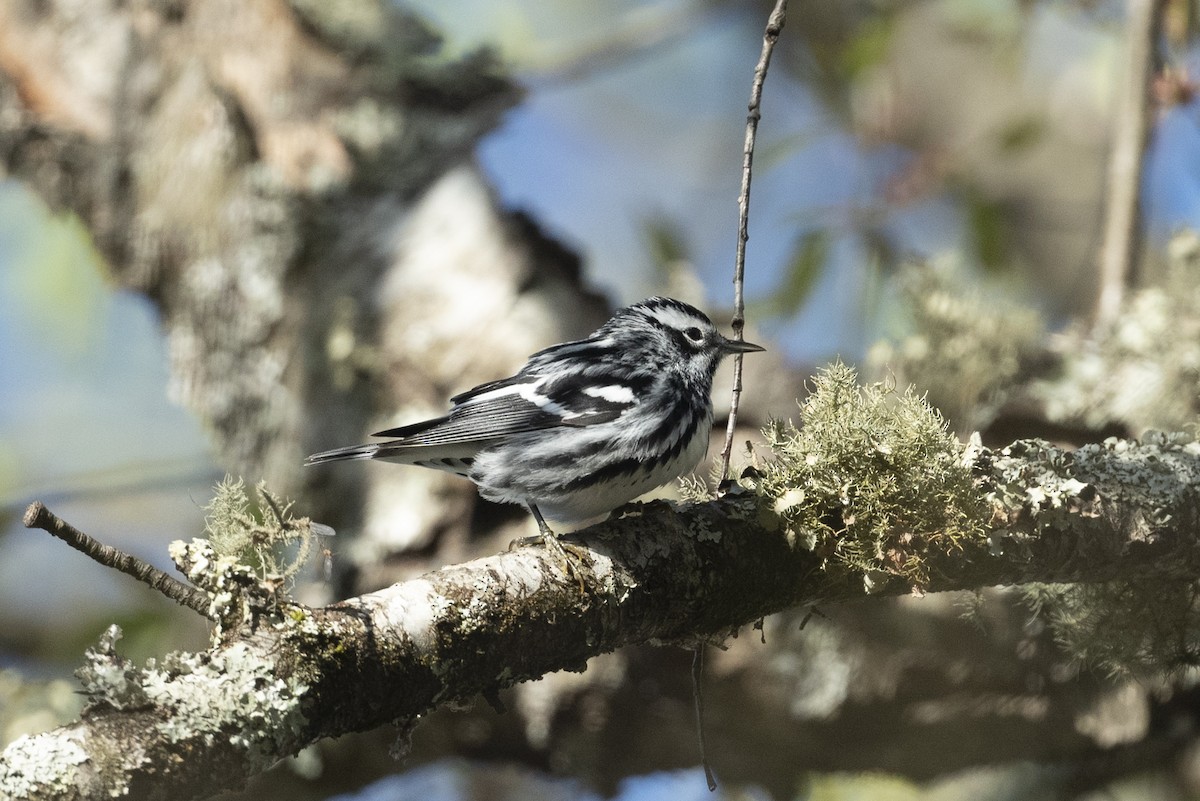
[373,372,639,447]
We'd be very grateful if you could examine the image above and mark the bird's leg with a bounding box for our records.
[529,503,554,538]
[508,503,560,548]
[510,503,588,591]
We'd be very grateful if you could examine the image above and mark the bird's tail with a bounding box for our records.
[304,443,381,466]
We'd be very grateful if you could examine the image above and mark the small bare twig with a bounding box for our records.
[22,501,213,618]
[720,0,788,482]
[1093,0,1165,331]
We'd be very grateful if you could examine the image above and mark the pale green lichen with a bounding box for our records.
[677,473,712,504]
[746,362,989,589]
[203,476,327,594]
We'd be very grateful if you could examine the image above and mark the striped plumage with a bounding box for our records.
[306,297,764,528]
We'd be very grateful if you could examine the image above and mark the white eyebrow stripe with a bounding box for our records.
[582,385,636,404]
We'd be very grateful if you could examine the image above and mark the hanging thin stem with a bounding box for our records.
[693,645,718,791]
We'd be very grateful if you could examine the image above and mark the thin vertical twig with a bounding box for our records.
[692,645,717,791]
[719,0,788,483]
[1093,0,1164,331]
[700,2,790,792]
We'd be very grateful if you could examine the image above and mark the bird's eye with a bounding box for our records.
[684,326,703,342]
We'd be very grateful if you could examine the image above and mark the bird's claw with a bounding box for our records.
[508,530,588,593]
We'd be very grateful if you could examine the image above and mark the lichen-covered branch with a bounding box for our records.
[4,433,1200,800]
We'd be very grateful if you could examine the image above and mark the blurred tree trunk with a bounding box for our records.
[0,0,609,544]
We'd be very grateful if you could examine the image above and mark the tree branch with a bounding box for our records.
[21,501,212,618]
[3,435,1200,800]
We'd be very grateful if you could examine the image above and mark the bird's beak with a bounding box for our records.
[719,336,766,354]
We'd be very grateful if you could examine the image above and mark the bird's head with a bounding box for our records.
[602,297,765,381]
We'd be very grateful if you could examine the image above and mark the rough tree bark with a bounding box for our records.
[3,435,1200,799]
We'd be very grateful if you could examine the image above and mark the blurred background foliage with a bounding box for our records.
[3,0,1200,799]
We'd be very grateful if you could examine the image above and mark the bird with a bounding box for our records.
[306,296,764,542]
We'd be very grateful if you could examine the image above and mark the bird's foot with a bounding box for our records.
[510,505,589,592]
[540,531,589,594]
[509,531,589,590]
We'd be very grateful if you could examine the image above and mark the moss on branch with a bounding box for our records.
[746,362,990,591]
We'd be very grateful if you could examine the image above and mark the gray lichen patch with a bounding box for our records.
[170,527,319,649]
[984,434,1200,552]
[142,642,308,762]
[170,538,263,642]
[1074,433,1200,531]
[6,623,312,799]
[75,624,309,759]
[985,434,1200,676]
[76,626,152,711]
[981,439,1099,556]
[0,729,90,799]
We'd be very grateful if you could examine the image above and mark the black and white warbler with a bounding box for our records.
[306,296,764,536]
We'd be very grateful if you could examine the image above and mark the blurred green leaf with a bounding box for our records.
[768,228,830,317]
[857,234,891,344]
[842,15,893,79]
[964,189,1009,274]
[997,114,1045,152]
[1,186,111,356]
[861,226,899,275]
[641,214,691,283]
